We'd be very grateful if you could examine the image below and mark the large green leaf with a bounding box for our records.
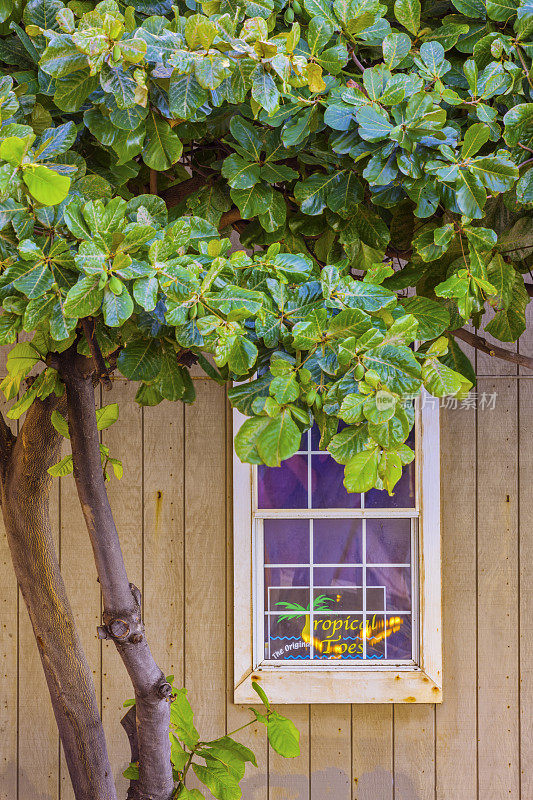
[400,297,450,340]
[143,114,183,171]
[394,0,420,34]
[23,165,70,205]
[117,339,162,381]
[344,448,379,492]
[363,344,422,393]
[267,712,300,758]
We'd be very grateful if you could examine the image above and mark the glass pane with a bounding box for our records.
[313,586,363,612]
[266,583,310,612]
[313,518,363,564]
[264,519,309,564]
[366,518,411,564]
[258,455,308,509]
[385,614,412,659]
[265,614,311,661]
[313,566,363,588]
[313,614,364,660]
[261,518,415,662]
[311,455,362,508]
[366,614,387,660]
[366,566,411,612]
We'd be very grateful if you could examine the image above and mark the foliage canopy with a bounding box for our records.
[0,0,532,495]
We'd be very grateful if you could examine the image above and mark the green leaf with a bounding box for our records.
[96,403,119,431]
[230,184,273,218]
[503,104,533,147]
[461,123,490,158]
[344,448,379,492]
[252,67,279,114]
[256,409,301,466]
[422,357,469,396]
[456,170,486,219]
[23,165,70,205]
[252,681,270,708]
[363,344,422,394]
[54,70,99,112]
[13,261,54,298]
[170,688,200,750]
[143,114,183,171]
[484,276,529,341]
[486,0,517,20]
[169,73,208,119]
[123,763,139,780]
[118,339,162,381]
[176,788,204,800]
[192,763,240,800]
[400,297,450,340]
[487,255,515,310]
[102,286,134,327]
[170,734,189,772]
[382,32,411,69]
[51,409,70,438]
[40,35,89,77]
[267,712,300,758]
[64,275,103,318]
[394,0,420,34]
[222,154,261,189]
[6,341,40,376]
[48,454,74,477]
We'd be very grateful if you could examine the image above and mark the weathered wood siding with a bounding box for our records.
[0,314,532,799]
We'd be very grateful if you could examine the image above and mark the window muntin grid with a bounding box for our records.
[254,425,418,666]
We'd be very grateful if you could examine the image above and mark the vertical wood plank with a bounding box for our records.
[143,400,185,687]
[436,372,477,798]
[226,396,268,800]
[17,481,60,800]
[477,377,519,800]
[185,380,227,796]
[518,296,533,800]
[352,705,392,800]
[310,706,351,800]
[519,375,533,800]
[394,705,435,800]
[0,347,17,799]
[101,381,143,797]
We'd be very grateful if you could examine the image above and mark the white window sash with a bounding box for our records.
[233,394,442,704]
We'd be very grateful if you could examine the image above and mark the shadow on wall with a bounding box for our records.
[241,766,419,800]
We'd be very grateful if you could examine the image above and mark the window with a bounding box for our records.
[233,397,442,704]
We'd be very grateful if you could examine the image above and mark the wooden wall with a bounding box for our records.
[0,311,532,800]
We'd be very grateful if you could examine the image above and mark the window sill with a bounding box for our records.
[234,667,442,704]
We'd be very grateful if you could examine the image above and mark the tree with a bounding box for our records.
[0,0,531,796]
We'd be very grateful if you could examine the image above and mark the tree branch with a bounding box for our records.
[121,706,140,800]
[219,207,242,229]
[452,328,533,371]
[2,393,117,800]
[81,318,112,390]
[0,409,15,480]
[161,173,210,207]
[56,346,174,800]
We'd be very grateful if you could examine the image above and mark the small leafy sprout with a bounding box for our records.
[123,678,299,797]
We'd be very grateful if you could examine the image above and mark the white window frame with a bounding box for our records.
[233,396,442,704]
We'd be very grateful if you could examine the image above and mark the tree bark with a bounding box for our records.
[57,349,174,800]
[0,396,117,800]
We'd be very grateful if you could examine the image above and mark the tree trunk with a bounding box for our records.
[0,397,117,800]
[57,349,174,800]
